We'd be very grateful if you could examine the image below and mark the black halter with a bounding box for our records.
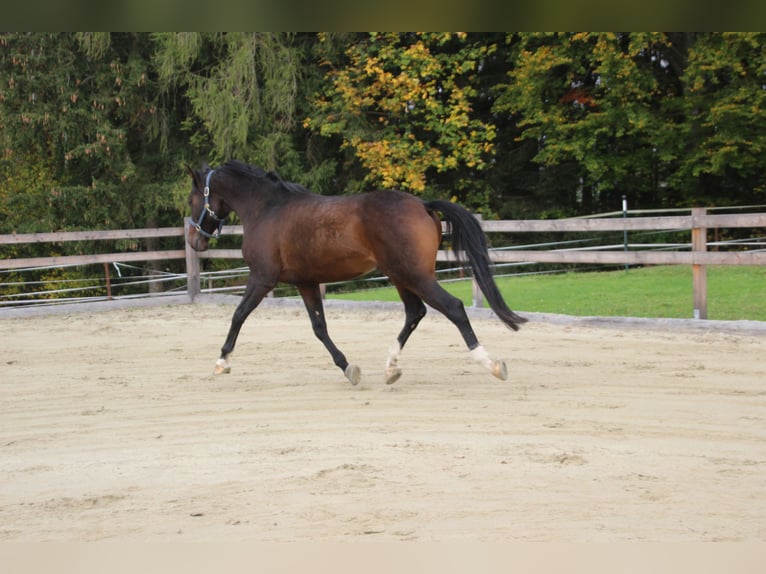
[191,170,227,239]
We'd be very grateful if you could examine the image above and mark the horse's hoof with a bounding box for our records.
[385,367,402,385]
[214,358,231,375]
[344,364,361,386]
[492,360,508,381]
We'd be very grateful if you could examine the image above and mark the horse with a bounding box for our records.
[185,160,526,385]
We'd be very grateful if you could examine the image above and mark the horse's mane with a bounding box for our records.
[220,160,309,195]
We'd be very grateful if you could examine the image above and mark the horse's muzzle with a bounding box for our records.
[187,231,210,252]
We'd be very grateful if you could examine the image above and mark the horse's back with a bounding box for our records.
[257,189,442,284]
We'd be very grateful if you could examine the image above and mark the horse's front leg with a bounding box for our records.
[297,284,360,385]
[215,276,274,375]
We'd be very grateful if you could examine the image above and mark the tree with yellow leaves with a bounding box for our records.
[305,32,497,207]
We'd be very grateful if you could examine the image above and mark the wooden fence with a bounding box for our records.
[2,209,765,319]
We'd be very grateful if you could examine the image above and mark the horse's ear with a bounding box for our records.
[186,164,208,193]
[201,161,210,171]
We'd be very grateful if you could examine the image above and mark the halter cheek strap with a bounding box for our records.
[191,169,227,239]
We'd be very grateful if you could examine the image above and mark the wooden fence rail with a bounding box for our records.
[2,209,764,319]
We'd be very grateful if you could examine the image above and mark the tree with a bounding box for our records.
[494,32,673,214]
[152,33,305,176]
[668,32,766,205]
[0,32,185,231]
[305,32,498,211]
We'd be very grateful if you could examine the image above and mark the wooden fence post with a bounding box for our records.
[471,277,483,309]
[184,218,200,301]
[691,207,708,320]
[103,262,113,300]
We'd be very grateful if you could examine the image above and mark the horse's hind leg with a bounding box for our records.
[385,286,427,384]
[417,280,508,381]
[297,284,360,385]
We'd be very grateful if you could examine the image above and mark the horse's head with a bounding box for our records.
[185,163,232,252]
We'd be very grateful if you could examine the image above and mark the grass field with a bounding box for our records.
[328,265,766,321]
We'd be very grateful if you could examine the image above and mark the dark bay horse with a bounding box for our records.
[186,160,526,385]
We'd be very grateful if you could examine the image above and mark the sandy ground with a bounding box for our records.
[1,298,765,541]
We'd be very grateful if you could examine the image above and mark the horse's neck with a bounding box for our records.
[218,179,275,223]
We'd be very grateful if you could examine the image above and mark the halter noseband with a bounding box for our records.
[191,169,227,239]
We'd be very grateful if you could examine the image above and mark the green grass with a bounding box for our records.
[328,265,766,321]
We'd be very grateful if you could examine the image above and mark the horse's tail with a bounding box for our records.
[425,200,527,331]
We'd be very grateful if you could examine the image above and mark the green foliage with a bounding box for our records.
[0,32,186,235]
[496,32,672,212]
[1,33,158,186]
[153,33,299,170]
[495,32,766,212]
[670,33,766,203]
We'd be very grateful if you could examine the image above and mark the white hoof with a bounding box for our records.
[214,357,231,375]
[492,360,508,381]
[344,364,361,386]
[385,367,402,385]
[385,341,402,385]
[470,346,508,381]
